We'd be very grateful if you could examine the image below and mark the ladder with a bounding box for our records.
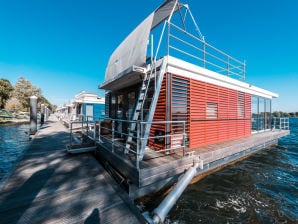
[125,58,167,160]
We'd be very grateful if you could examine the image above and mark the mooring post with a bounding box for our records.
[29,96,38,135]
[45,106,48,121]
[40,104,45,126]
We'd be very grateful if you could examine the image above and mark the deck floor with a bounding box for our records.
[97,129,289,198]
[0,116,143,224]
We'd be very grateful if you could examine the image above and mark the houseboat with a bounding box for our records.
[96,0,289,207]
[56,91,105,123]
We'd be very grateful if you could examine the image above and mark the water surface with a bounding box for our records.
[0,123,30,183]
[142,118,298,223]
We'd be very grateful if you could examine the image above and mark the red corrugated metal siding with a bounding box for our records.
[149,73,252,150]
[189,78,252,148]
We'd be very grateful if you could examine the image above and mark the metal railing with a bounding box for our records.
[99,118,187,169]
[272,117,290,130]
[69,115,97,147]
[166,21,246,80]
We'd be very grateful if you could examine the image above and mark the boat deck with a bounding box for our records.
[0,116,144,224]
[96,129,290,199]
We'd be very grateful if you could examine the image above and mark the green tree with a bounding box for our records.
[272,111,281,117]
[0,79,14,109]
[12,77,42,111]
[5,97,22,111]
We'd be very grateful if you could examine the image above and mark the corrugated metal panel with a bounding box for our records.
[189,78,252,148]
[149,73,252,150]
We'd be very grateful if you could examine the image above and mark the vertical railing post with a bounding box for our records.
[70,122,73,147]
[81,115,84,145]
[226,56,230,77]
[203,41,206,68]
[136,121,140,170]
[86,116,89,138]
[112,120,115,153]
[243,60,246,80]
[98,121,101,143]
[140,121,144,159]
[93,120,96,146]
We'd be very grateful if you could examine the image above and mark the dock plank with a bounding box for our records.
[0,116,143,224]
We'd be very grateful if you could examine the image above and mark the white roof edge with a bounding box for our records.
[166,56,278,99]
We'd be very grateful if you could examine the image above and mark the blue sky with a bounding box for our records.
[0,0,297,111]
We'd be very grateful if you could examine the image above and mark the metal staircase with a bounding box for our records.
[125,58,167,159]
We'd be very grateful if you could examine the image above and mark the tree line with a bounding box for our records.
[272,111,298,117]
[0,77,55,112]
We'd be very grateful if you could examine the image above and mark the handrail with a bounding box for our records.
[99,118,187,168]
[167,21,246,80]
[69,115,96,148]
[272,117,290,130]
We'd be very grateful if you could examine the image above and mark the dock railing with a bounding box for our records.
[98,118,187,169]
[272,117,290,130]
[69,115,97,148]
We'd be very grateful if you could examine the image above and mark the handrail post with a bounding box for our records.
[86,116,89,138]
[226,56,230,77]
[98,121,101,142]
[93,120,96,146]
[70,122,73,147]
[112,120,115,153]
[136,121,140,170]
[81,115,83,145]
[203,41,206,68]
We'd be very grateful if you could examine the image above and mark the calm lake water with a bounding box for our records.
[0,123,30,184]
[142,118,298,223]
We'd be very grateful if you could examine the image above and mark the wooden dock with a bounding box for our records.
[0,116,144,224]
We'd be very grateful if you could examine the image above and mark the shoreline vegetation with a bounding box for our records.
[0,118,29,125]
[0,77,56,119]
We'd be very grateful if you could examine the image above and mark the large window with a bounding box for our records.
[251,95,272,132]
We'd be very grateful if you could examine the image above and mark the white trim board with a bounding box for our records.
[166,56,278,99]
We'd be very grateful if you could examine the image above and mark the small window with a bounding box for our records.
[206,103,218,119]
[238,92,245,118]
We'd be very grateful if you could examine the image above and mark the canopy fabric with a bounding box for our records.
[104,0,181,83]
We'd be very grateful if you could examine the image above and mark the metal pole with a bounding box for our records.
[81,115,83,145]
[226,56,229,77]
[40,103,45,126]
[93,120,96,145]
[112,120,115,153]
[151,161,199,224]
[203,42,206,68]
[136,121,140,170]
[70,122,73,147]
[98,121,101,142]
[29,96,38,135]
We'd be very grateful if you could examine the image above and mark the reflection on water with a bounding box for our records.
[0,123,30,183]
[142,118,298,223]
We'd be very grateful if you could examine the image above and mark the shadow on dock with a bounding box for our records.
[0,168,54,224]
[0,115,142,224]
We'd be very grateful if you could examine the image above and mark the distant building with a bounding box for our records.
[56,91,105,122]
